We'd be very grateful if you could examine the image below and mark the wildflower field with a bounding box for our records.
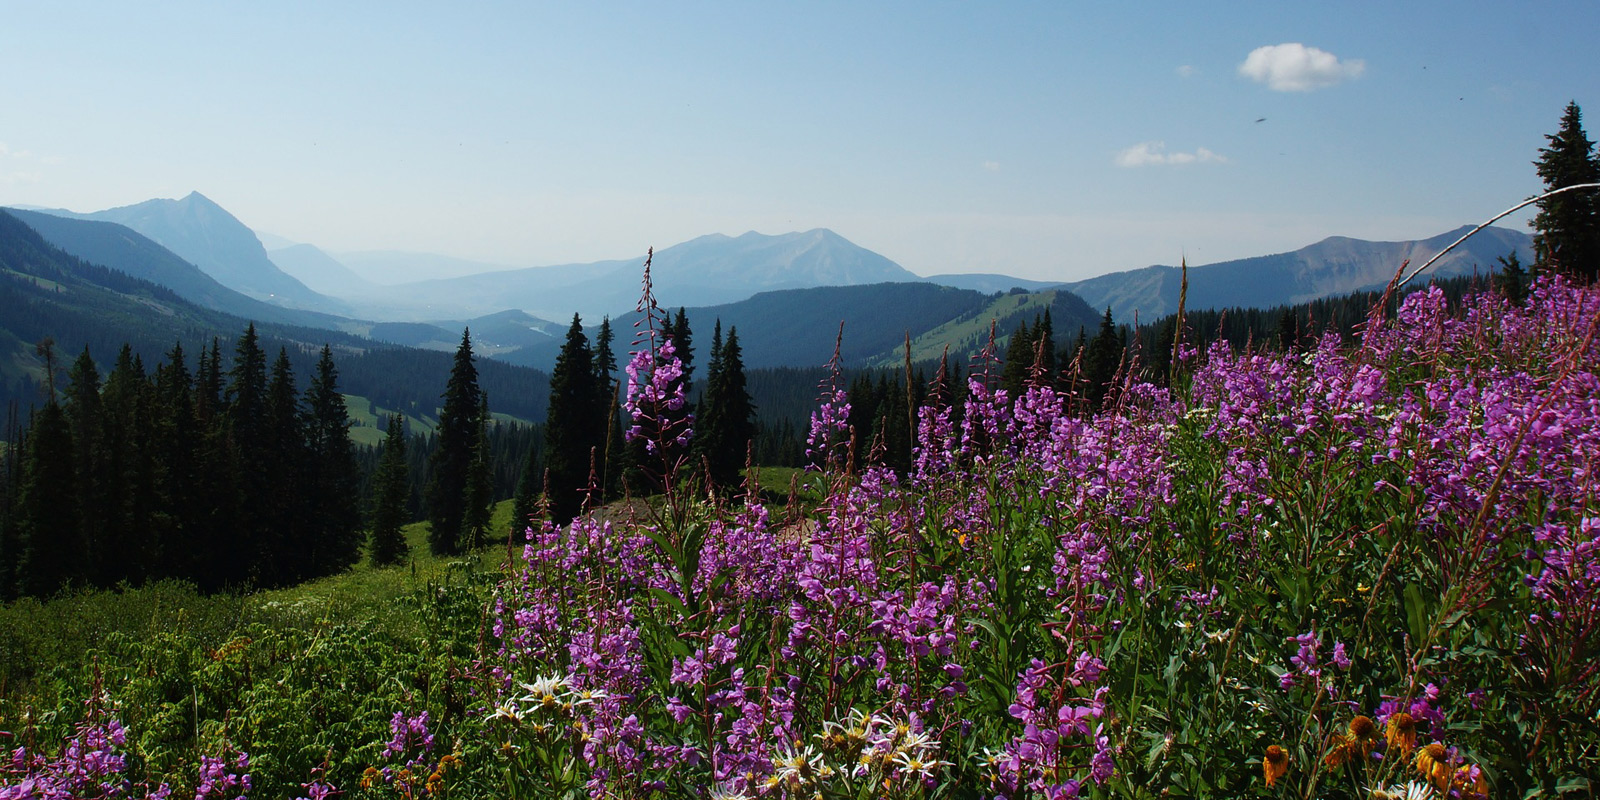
[4,274,1600,799]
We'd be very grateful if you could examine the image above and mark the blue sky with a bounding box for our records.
[2,1,1596,281]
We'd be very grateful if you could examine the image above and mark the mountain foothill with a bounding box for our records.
[2,192,1532,380]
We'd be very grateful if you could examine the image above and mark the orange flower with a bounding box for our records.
[1348,715,1377,741]
[1263,745,1289,787]
[1415,742,1452,788]
[1322,733,1352,767]
[1386,712,1416,755]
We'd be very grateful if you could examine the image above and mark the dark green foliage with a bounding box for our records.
[693,324,757,490]
[461,395,493,550]
[543,315,602,523]
[425,330,483,556]
[15,401,81,597]
[1498,251,1529,305]
[508,430,542,544]
[302,345,364,575]
[592,317,626,500]
[1082,308,1126,411]
[1532,101,1600,281]
[367,415,411,566]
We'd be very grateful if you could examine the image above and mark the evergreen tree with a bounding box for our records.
[694,323,756,489]
[0,403,21,600]
[426,329,483,555]
[543,315,600,523]
[1532,101,1600,281]
[509,433,542,544]
[15,401,81,597]
[369,415,411,566]
[1083,308,1124,412]
[100,346,154,585]
[152,341,202,582]
[1497,252,1530,305]
[303,345,363,574]
[670,308,695,384]
[213,325,270,588]
[461,394,493,550]
[262,347,305,584]
[1001,319,1034,397]
[63,348,106,582]
[592,317,624,499]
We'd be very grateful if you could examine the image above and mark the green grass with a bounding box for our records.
[343,394,536,447]
[0,499,522,705]
[872,288,1062,367]
[341,392,438,447]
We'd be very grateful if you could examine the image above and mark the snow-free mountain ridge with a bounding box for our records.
[32,192,348,315]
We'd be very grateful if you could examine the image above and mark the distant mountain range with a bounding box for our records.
[0,208,551,422]
[26,192,350,315]
[301,228,924,322]
[1060,225,1533,322]
[5,208,351,330]
[5,191,1533,375]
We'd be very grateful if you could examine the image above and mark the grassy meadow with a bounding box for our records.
[3,280,1599,799]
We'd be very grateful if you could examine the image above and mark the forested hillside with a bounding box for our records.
[0,209,551,422]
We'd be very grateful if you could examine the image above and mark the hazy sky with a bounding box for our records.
[3,1,1596,281]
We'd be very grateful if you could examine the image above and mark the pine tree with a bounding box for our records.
[543,315,600,523]
[368,415,411,567]
[63,348,105,583]
[1533,101,1600,281]
[509,434,542,544]
[262,347,306,584]
[100,346,154,585]
[1083,308,1124,412]
[461,394,493,550]
[426,329,483,555]
[0,403,21,600]
[215,325,270,588]
[15,401,81,597]
[693,325,756,490]
[1497,252,1530,305]
[1001,319,1035,397]
[152,341,202,583]
[592,317,624,500]
[303,345,363,574]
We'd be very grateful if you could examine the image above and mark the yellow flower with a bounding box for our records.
[1386,712,1417,755]
[1263,744,1289,787]
[1414,742,1451,789]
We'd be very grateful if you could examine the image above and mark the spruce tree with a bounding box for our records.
[1533,101,1600,281]
[592,317,624,500]
[152,341,202,582]
[368,415,411,567]
[303,345,363,574]
[1001,320,1035,397]
[509,434,542,544]
[15,401,81,597]
[0,403,21,600]
[543,315,600,523]
[63,349,105,582]
[694,325,756,490]
[1083,308,1124,412]
[1497,252,1530,305]
[101,346,154,585]
[217,325,270,587]
[461,394,493,550]
[263,347,305,584]
[426,329,483,555]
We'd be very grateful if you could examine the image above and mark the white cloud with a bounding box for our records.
[1176,64,1196,78]
[1238,43,1364,92]
[1114,141,1227,167]
[981,160,1001,172]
